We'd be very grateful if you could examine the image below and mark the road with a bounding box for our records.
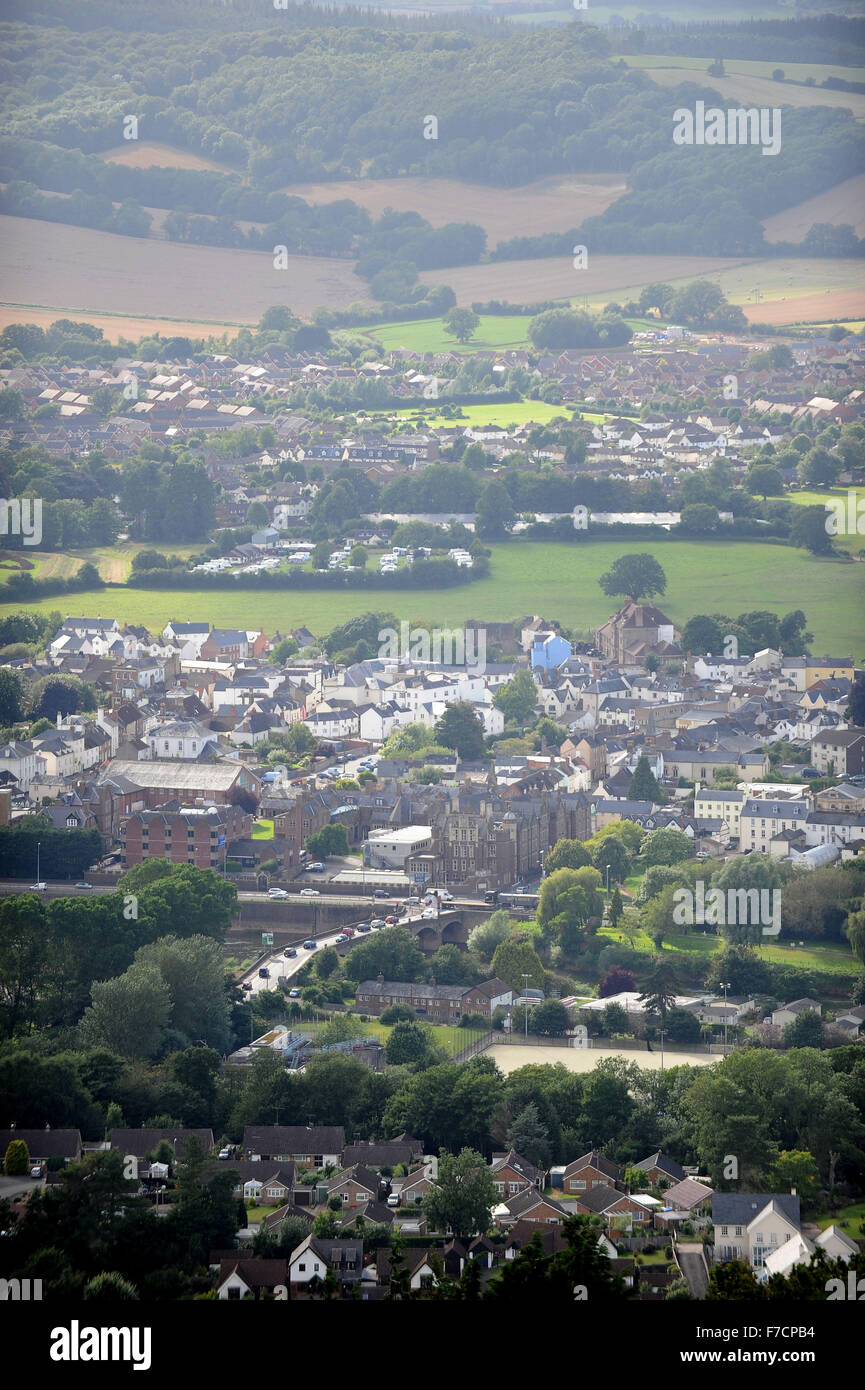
[676,1243,709,1299]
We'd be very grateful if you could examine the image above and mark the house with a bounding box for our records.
[217,1258,287,1300]
[225,1161,296,1205]
[242,1126,344,1167]
[489,1149,543,1198]
[494,1189,569,1227]
[0,1128,82,1165]
[811,729,865,778]
[109,1128,214,1158]
[771,998,822,1029]
[572,1185,652,1232]
[288,1235,363,1293]
[661,1178,714,1214]
[322,1164,382,1208]
[341,1137,424,1169]
[374,1247,439,1292]
[633,1151,687,1186]
[834,1005,865,1038]
[560,1151,622,1196]
[712,1193,801,1269]
[759,1223,858,1280]
[394,1162,436,1208]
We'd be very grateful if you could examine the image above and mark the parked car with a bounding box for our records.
[30,1165,44,1179]
[241,982,253,991]
[289,988,301,998]
[283,947,297,958]
[218,1148,231,1160]
[268,887,289,899]
[372,888,389,899]
[258,967,270,978]
[307,862,325,872]
[73,880,93,890]
[302,939,317,950]
[386,1193,400,1208]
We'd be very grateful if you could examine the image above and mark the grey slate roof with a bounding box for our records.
[711,1192,800,1228]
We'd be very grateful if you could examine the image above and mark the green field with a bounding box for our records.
[359,314,536,355]
[4,539,862,652]
[788,486,865,555]
[817,1202,865,1240]
[618,55,865,85]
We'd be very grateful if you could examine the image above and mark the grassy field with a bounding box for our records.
[386,399,576,427]
[788,486,865,555]
[4,539,862,653]
[597,921,859,978]
[816,1202,865,1240]
[252,819,274,840]
[616,54,865,118]
[360,314,536,355]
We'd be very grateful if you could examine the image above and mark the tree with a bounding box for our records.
[467,909,512,960]
[530,1000,569,1037]
[443,307,479,343]
[493,669,538,725]
[538,866,603,949]
[386,1021,430,1065]
[680,615,723,655]
[640,828,691,867]
[769,1149,819,1201]
[27,674,95,720]
[543,839,592,874]
[317,1014,365,1046]
[608,886,624,931]
[846,674,865,727]
[602,1001,628,1034]
[423,1148,497,1239]
[639,958,681,1026]
[343,926,425,984]
[790,505,834,555]
[475,480,515,539]
[0,668,25,723]
[599,553,666,603]
[599,965,635,997]
[313,946,340,980]
[485,1214,627,1301]
[589,836,630,886]
[4,1138,29,1175]
[434,702,486,761]
[628,756,662,803]
[491,938,545,993]
[78,965,172,1060]
[246,501,269,527]
[711,854,783,944]
[272,636,299,662]
[798,447,841,488]
[847,909,865,967]
[745,464,784,498]
[307,823,349,858]
[664,1007,702,1043]
[506,1101,551,1168]
[782,1010,823,1049]
[131,934,231,1052]
[349,544,368,569]
[82,1271,139,1301]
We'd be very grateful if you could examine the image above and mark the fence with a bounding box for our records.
[453,1031,493,1063]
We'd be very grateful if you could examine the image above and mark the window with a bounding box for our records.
[298,1263,306,1272]
[735,1226,743,1236]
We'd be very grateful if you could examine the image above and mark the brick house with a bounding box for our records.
[573,1186,651,1232]
[633,1151,687,1187]
[489,1149,544,1198]
[495,1189,569,1227]
[119,802,251,868]
[242,1126,344,1167]
[560,1151,622,1196]
[322,1164,383,1209]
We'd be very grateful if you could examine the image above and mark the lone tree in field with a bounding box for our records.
[443,307,480,344]
[599,553,666,604]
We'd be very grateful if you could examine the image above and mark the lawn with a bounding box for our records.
[816,1202,865,1241]
[5,538,862,653]
[252,818,274,840]
[291,1014,486,1058]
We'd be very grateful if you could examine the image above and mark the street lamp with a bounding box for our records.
[36,839,41,886]
[521,973,533,1043]
[659,1027,665,1073]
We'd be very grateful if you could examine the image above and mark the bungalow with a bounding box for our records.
[633,1151,687,1186]
[0,1128,82,1165]
[217,1258,287,1300]
[662,1178,714,1215]
[495,1189,569,1227]
[395,1162,436,1208]
[342,1137,424,1169]
[226,1161,296,1206]
[560,1150,622,1196]
[109,1127,214,1159]
[771,998,821,1029]
[374,1247,439,1292]
[242,1125,344,1167]
[322,1163,382,1208]
[572,1186,651,1232]
[489,1148,543,1198]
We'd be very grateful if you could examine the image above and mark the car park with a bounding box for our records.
[300,887,320,896]
[302,939,317,950]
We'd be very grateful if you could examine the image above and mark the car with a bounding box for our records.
[356,922,371,933]
[384,915,397,925]
[307,862,325,872]
[421,907,437,919]
[218,1148,231,1160]
[241,982,253,992]
[268,887,289,899]
[334,933,349,944]
[341,928,356,938]
[283,947,297,958]
[73,880,93,890]
[299,849,308,860]
[386,1193,400,1208]
[28,882,47,892]
[372,888,389,899]
[370,918,386,929]
[258,967,270,978]
[289,988,301,998]
[30,1165,43,1179]
[302,939,317,950]
[695,851,709,860]
[439,890,454,902]
[300,887,320,897]
[405,896,421,907]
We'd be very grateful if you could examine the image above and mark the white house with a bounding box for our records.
[0,740,38,793]
[145,719,221,760]
[712,1193,801,1270]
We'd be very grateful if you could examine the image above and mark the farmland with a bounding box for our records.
[3,540,862,655]
[616,54,865,118]
[282,173,627,250]
[762,174,865,243]
[99,142,235,174]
